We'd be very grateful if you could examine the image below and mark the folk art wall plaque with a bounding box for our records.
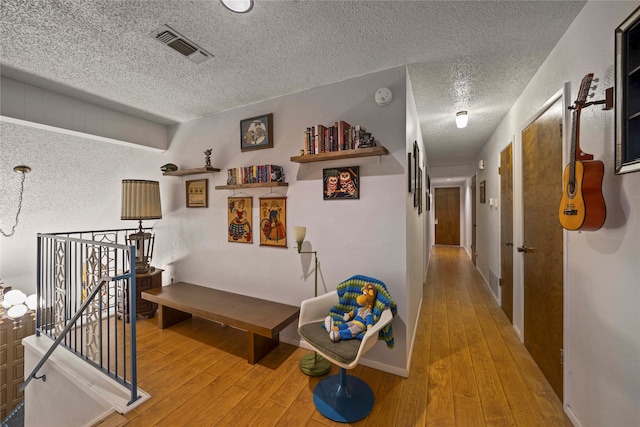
[259,197,287,247]
[228,197,253,243]
[323,166,359,200]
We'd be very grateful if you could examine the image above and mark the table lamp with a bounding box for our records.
[121,180,162,273]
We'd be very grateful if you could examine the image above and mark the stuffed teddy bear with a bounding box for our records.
[324,283,377,342]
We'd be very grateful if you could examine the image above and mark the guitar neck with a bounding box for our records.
[569,110,579,183]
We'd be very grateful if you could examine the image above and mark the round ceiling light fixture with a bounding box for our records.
[220,0,254,13]
[455,111,468,128]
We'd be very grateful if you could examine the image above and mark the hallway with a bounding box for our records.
[120,246,571,426]
[397,246,570,426]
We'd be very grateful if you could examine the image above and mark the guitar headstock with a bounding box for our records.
[572,73,595,110]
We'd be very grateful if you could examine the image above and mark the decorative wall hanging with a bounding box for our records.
[186,179,208,208]
[480,180,486,204]
[413,141,419,207]
[407,152,413,194]
[323,166,359,200]
[259,197,287,247]
[228,197,253,243]
[418,167,423,215]
[241,113,273,152]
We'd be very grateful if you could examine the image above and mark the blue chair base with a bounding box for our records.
[312,368,374,423]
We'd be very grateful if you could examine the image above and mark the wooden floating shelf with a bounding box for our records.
[215,182,289,190]
[290,146,389,163]
[163,167,220,176]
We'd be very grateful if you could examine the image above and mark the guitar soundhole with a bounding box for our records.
[568,182,575,196]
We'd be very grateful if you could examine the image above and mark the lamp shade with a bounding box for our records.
[294,226,307,244]
[121,180,162,220]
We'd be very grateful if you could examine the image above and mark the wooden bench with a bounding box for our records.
[141,282,299,364]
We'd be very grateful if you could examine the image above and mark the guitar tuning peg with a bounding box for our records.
[589,93,595,98]
[593,78,600,83]
[591,85,598,90]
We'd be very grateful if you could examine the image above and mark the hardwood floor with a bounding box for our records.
[121,246,570,426]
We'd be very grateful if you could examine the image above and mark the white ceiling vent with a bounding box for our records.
[149,24,213,64]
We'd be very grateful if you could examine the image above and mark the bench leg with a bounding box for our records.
[157,304,192,329]
[247,332,279,364]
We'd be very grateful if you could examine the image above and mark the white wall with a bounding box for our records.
[1,66,415,376]
[474,2,640,426]
[0,122,169,286]
[405,69,429,367]
[162,66,409,374]
[1,77,168,150]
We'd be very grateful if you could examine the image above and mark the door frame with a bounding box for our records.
[516,82,571,405]
[499,141,514,321]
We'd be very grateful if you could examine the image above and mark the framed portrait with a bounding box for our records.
[418,167,423,214]
[323,166,359,200]
[240,113,273,152]
[413,141,419,207]
[407,152,413,193]
[480,180,486,203]
[228,197,252,243]
[259,197,287,247]
[186,179,208,208]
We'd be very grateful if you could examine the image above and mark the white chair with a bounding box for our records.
[298,290,394,422]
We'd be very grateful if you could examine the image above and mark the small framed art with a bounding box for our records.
[240,113,273,152]
[480,180,486,203]
[418,167,423,215]
[413,141,419,207]
[407,152,413,193]
[186,179,208,208]
[228,197,252,243]
[259,197,287,247]
[323,166,359,200]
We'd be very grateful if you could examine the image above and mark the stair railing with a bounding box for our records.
[20,230,143,406]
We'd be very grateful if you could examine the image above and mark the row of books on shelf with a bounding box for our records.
[303,121,376,155]
[226,164,285,185]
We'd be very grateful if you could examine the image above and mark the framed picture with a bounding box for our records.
[426,175,431,210]
[407,152,413,193]
[228,197,252,243]
[418,167,423,214]
[615,6,640,174]
[323,166,360,200]
[186,179,208,208]
[240,113,273,152]
[259,197,287,247]
[413,141,419,207]
[480,180,486,203]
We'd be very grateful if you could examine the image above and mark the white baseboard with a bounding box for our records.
[565,404,583,427]
[512,324,522,341]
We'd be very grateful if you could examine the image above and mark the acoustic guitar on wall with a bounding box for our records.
[558,73,606,231]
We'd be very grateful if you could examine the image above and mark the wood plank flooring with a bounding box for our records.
[120,246,570,426]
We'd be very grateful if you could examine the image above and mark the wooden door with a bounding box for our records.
[500,144,514,322]
[521,97,564,399]
[435,187,460,245]
[471,175,477,265]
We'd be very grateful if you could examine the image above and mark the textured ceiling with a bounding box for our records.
[0,0,586,167]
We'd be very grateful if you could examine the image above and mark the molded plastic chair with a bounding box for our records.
[298,290,394,423]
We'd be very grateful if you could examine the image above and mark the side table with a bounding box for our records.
[118,269,163,322]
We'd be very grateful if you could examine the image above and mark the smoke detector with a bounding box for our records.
[149,24,213,64]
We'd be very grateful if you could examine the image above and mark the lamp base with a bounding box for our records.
[299,351,331,376]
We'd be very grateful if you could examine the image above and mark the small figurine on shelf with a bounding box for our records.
[161,163,178,172]
[204,149,213,168]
